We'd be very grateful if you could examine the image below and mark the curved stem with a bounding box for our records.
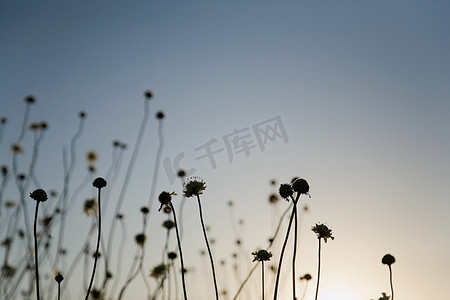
[196,194,219,300]
[389,265,394,300]
[170,203,188,300]
[273,204,296,300]
[232,203,292,300]
[85,188,102,300]
[314,239,321,300]
[33,201,41,300]
[300,280,308,300]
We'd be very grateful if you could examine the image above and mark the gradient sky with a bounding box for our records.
[1,1,449,299]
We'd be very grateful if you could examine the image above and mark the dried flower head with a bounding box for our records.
[292,178,309,194]
[158,191,172,211]
[278,183,293,199]
[1,117,7,124]
[311,223,334,243]
[144,90,153,99]
[55,273,64,283]
[162,220,175,230]
[4,201,16,208]
[30,189,48,202]
[1,165,8,176]
[92,177,107,189]
[300,273,312,281]
[25,95,35,104]
[183,177,207,198]
[10,143,24,154]
[150,263,167,279]
[83,199,98,217]
[168,251,177,260]
[135,233,146,247]
[39,121,48,130]
[377,292,390,300]
[1,264,16,278]
[39,216,53,228]
[90,288,104,300]
[252,249,273,262]
[29,123,40,131]
[86,151,98,165]
[79,111,87,119]
[140,206,150,214]
[177,169,186,178]
[382,254,395,266]
[158,191,176,211]
[269,193,279,204]
[156,111,165,119]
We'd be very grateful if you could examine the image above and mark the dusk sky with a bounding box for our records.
[1,1,449,300]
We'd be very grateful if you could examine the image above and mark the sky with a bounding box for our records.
[1,1,449,299]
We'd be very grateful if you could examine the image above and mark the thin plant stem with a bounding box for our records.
[232,203,292,300]
[261,261,265,300]
[57,282,61,300]
[314,239,321,300]
[300,280,308,300]
[273,203,297,300]
[33,201,41,300]
[389,265,394,300]
[85,187,102,300]
[292,203,298,300]
[169,202,188,300]
[196,194,219,300]
[107,99,149,285]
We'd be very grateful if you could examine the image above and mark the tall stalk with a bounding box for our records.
[314,238,321,300]
[85,178,106,300]
[169,202,188,300]
[33,200,41,300]
[196,194,219,300]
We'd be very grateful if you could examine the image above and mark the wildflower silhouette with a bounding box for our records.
[183,177,219,300]
[158,191,188,300]
[134,233,146,247]
[55,273,64,300]
[311,223,334,300]
[273,178,310,300]
[382,254,396,300]
[30,188,48,300]
[252,249,272,300]
[299,273,312,300]
[85,177,106,300]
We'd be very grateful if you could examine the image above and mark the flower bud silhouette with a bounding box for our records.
[30,189,48,202]
[93,177,107,189]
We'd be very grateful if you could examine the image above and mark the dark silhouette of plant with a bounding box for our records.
[30,188,48,300]
[158,191,188,300]
[252,249,272,300]
[85,177,107,300]
[382,254,396,300]
[311,223,334,300]
[299,273,312,300]
[273,178,309,300]
[55,273,63,300]
[183,177,219,300]
[106,91,153,291]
